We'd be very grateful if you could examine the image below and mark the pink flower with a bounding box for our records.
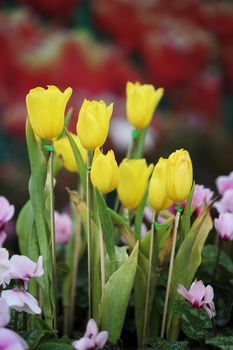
[0,298,10,328]
[214,212,233,241]
[214,189,233,213]
[72,319,108,350]
[55,211,72,245]
[216,171,233,195]
[177,280,216,319]
[0,248,11,288]
[2,288,41,314]
[192,184,214,215]
[0,197,15,247]
[9,255,44,289]
[0,328,28,350]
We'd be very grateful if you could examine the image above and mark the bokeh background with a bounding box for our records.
[0,0,233,218]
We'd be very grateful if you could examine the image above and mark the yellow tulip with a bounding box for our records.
[90,148,119,193]
[166,149,193,203]
[54,132,87,172]
[26,85,72,140]
[149,157,173,212]
[76,99,113,150]
[126,82,164,129]
[117,159,153,209]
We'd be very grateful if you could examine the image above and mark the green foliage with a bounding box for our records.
[100,242,139,343]
[202,244,233,276]
[142,337,189,349]
[167,206,213,340]
[179,183,195,239]
[206,336,233,349]
[16,200,34,255]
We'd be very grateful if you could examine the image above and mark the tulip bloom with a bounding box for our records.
[55,211,72,245]
[126,82,164,129]
[0,248,10,288]
[177,280,216,319]
[72,319,108,350]
[9,255,44,288]
[90,148,119,194]
[216,171,233,195]
[117,159,153,209]
[77,99,113,150]
[2,288,41,314]
[214,212,233,241]
[26,85,72,140]
[0,328,28,350]
[214,189,233,213]
[54,133,87,172]
[0,196,15,247]
[166,149,193,203]
[0,298,10,327]
[148,157,173,212]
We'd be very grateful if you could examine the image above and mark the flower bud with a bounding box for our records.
[54,132,87,172]
[117,159,153,209]
[166,149,193,203]
[126,82,164,129]
[76,99,113,150]
[148,157,173,211]
[26,85,72,140]
[91,148,119,194]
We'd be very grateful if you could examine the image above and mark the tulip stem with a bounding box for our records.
[143,210,157,340]
[160,206,181,338]
[99,218,106,296]
[48,143,57,331]
[87,153,92,319]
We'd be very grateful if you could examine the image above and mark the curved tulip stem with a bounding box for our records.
[143,210,157,340]
[49,143,57,331]
[87,152,92,319]
[99,219,106,296]
[160,207,181,339]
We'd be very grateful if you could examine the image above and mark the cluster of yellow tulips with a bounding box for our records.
[26,83,193,212]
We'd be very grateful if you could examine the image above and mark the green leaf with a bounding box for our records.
[26,120,53,327]
[64,128,86,190]
[95,189,116,263]
[100,242,139,343]
[167,206,213,340]
[202,244,233,276]
[35,343,74,350]
[105,246,128,282]
[142,337,189,349]
[206,336,233,349]
[214,286,233,326]
[108,208,136,247]
[16,200,34,255]
[180,183,195,238]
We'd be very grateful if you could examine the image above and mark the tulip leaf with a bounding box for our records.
[64,128,86,190]
[108,208,136,247]
[26,119,53,327]
[16,200,34,256]
[180,182,195,238]
[95,189,116,264]
[167,206,213,340]
[100,242,139,343]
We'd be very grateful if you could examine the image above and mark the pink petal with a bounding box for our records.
[84,319,98,338]
[19,290,41,314]
[216,172,233,195]
[177,284,191,302]
[10,255,44,281]
[1,290,24,309]
[0,328,28,350]
[203,302,216,319]
[0,232,7,247]
[95,331,108,348]
[189,280,206,304]
[72,338,95,350]
[0,298,10,327]
[204,285,214,304]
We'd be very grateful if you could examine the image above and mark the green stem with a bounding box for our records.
[13,311,18,331]
[99,218,106,297]
[143,210,157,340]
[49,143,57,330]
[160,209,181,338]
[87,152,92,319]
[213,240,222,280]
[69,207,82,334]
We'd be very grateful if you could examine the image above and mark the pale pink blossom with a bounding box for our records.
[0,328,28,350]
[55,211,72,245]
[9,255,44,288]
[0,248,11,288]
[72,319,108,350]
[216,171,233,195]
[214,212,233,241]
[177,280,216,319]
[214,189,233,214]
[0,298,10,328]
[0,197,15,247]
[2,288,41,314]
